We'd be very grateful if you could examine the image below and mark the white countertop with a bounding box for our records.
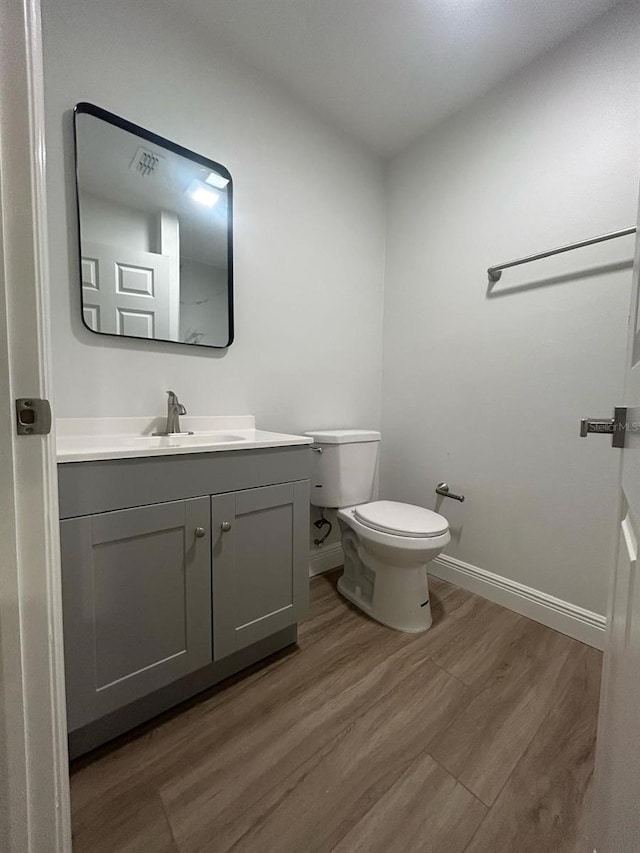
[56,416,312,463]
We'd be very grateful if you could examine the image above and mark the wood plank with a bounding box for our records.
[155,578,480,845]
[162,660,468,852]
[432,598,525,685]
[429,619,582,805]
[464,644,602,853]
[71,786,177,853]
[332,752,487,853]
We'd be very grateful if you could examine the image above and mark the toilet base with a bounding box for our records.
[338,523,434,633]
[337,572,433,633]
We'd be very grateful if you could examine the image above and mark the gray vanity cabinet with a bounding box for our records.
[61,497,212,731]
[212,482,309,660]
[58,445,310,752]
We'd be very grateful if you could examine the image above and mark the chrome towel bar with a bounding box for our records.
[436,482,465,502]
[487,226,636,283]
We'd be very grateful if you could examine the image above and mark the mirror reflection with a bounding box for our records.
[74,103,233,348]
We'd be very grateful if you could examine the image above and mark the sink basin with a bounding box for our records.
[131,432,247,448]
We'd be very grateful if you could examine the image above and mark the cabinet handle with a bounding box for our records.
[220,521,232,533]
[195,527,206,538]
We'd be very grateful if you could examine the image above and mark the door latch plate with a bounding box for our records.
[15,398,52,435]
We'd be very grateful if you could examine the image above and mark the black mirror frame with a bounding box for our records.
[73,101,234,349]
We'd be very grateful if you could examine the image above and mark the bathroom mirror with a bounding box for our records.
[73,103,233,348]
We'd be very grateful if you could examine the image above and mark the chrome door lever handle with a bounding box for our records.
[579,407,627,448]
[579,418,614,437]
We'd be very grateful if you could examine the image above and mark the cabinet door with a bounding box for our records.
[212,481,309,660]
[61,497,211,731]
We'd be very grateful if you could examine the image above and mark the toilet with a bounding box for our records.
[305,429,450,633]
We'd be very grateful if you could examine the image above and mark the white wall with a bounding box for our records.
[44,0,640,612]
[42,0,385,440]
[180,259,229,346]
[381,2,640,615]
[79,192,153,253]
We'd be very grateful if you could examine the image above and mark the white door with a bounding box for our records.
[81,240,172,339]
[0,0,71,850]
[591,191,640,851]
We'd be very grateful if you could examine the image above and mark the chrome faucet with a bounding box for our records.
[154,390,193,436]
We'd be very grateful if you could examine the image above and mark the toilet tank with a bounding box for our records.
[304,429,381,508]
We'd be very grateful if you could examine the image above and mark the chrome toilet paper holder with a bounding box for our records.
[435,482,465,502]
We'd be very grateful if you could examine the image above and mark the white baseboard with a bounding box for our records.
[309,543,344,577]
[431,554,606,650]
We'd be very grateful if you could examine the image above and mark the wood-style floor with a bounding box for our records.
[70,570,602,853]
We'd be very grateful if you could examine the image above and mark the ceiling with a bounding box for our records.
[166,0,620,155]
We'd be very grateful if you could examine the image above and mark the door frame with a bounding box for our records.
[0,0,71,850]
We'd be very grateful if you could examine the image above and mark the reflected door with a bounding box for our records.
[81,240,173,339]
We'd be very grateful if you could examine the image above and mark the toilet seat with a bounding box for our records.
[354,501,448,538]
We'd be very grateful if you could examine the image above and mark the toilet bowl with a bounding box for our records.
[305,429,450,633]
[337,501,450,632]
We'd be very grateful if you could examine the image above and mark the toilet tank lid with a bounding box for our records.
[304,429,381,444]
